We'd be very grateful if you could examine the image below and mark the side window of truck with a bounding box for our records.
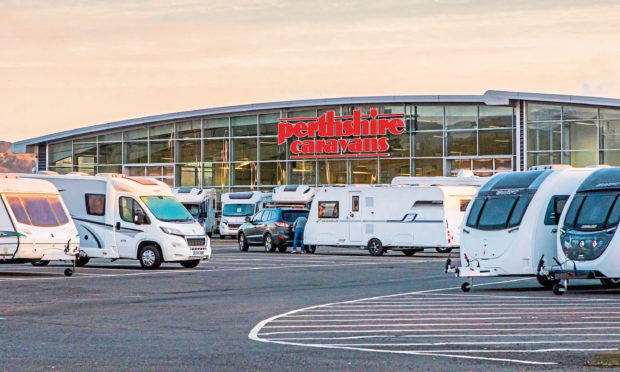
[544,195,569,226]
[85,194,106,216]
[119,197,145,223]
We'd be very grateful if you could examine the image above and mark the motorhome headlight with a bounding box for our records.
[561,228,615,261]
[160,226,185,236]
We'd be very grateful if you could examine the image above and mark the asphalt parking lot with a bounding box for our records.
[1,239,619,371]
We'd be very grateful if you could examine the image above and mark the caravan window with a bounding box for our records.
[318,201,339,219]
[85,194,105,216]
[460,199,471,212]
[544,195,569,225]
[352,196,359,212]
[467,195,532,231]
[5,195,70,227]
[565,192,620,231]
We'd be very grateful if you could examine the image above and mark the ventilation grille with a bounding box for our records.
[37,145,47,172]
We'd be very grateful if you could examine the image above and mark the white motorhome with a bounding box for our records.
[448,166,595,292]
[271,185,316,208]
[543,167,620,294]
[0,174,79,275]
[220,191,272,238]
[172,187,217,236]
[303,184,478,256]
[23,173,211,269]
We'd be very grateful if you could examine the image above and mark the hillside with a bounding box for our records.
[0,142,36,173]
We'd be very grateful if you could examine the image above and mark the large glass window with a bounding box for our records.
[232,162,257,186]
[385,133,410,157]
[203,162,229,187]
[150,123,173,140]
[48,142,72,167]
[260,162,286,186]
[289,161,315,185]
[527,122,561,151]
[414,158,442,176]
[415,106,443,131]
[98,143,122,164]
[319,160,347,184]
[150,141,174,163]
[177,140,200,163]
[98,132,122,142]
[601,120,620,150]
[563,105,598,120]
[528,152,561,167]
[446,131,477,156]
[176,120,201,139]
[204,139,229,162]
[124,128,148,141]
[563,120,597,150]
[73,143,97,165]
[204,117,229,138]
[350,159,378,184]
[124,142,148,164]
[380,159,410,183]
[446,106,477,129]
[259,138,286,161]
[259,113,280,136]
[479,106,513,128]
[602,150,620,165]
[176,164,201,187]
[231,115,257,137]
[413,132,443,157]
[562,151,598,167]
[232,138,257,162]
[527,103,561,121]
[479,129,512,155]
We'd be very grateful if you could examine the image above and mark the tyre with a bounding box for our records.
[76,257,90,267]
[238,233,249,252]
[264,234,276,253]
[278,245,288,253]
[31,260,50,266]
[307,245,316,254]
[536,275,560,289]
[368,238,384,256]
[461,282,471,292]
[207,232,212,238]
[139,245,162,270]
[552,283,565,295]
[600,278,620,288]
[180,259,200,268]
[436,247,453,254]
[402,249,416,257]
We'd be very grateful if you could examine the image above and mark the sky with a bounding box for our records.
[2,0,620,142]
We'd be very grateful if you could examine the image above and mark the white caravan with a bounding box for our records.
[543,167,620,294]
[448,166,595,292]
[23,173,211,269]
[0,174,79,275]
[271,185,316,208]
[172,187,217,237]
[303,184,478,256]
[220,191,272,238]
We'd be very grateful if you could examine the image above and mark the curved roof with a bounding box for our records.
[12,90,620,153]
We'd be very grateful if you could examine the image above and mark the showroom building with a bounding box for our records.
[12,90,620,194]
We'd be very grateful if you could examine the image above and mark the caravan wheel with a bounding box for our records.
[435,247,452,254]
[600,278,620,288]
[31,260,50,266]
[402,250,416,257]
[76,257,90,267]
[368,239,384,256]
[139,245,162,270]
[536,275,560,289]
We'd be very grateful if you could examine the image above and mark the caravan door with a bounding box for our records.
[348,192,362,243]
[0,197,18,258]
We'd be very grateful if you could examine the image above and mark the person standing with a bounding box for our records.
[291,216,308,253]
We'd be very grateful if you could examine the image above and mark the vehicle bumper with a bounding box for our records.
[219,225,240,237]
[164,235,211,261]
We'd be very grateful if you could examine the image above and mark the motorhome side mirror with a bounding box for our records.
[134,212,147,225]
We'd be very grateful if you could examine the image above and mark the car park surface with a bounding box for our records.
[0,239,617,371]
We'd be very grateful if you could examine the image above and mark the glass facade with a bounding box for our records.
[526,103,620,168]
[42,99,620,191]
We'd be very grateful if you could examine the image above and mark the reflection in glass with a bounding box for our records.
[527,151,561,167]
[260,162,286,185]
[319,160,347,184]
[48,142,73,167]
[446,131,477,156]
[176,164,201,187]
[562,121,597,151]
[479,106,513,128]
[204,139,229,162]
[124,142,148,163]
[232,138,257,162]
[415,106,443,131]
[289,161,316,185]
[385,133,410,157]
[601,109,620,120]
[527,122,561,151]
[495,158,512,171]
[527,103,561,121]
[479,129,512,155]
[177,140,200,163]
[73,143,97,165]
[150,124,174,140]
[97,165,122,174]
[380,159,410,183]
[414,158,443,176]
[413,131,443,157]
[601,120,620,150]
[260,138,286,161]
[350,159,378,184]
[259,113,280,136]
[204,117,229,138]
[203,163,229,187]
[231,115,257,136]
[232,161,257,187]
[562,151,598,167]
[98,132,122,142]
[446,106,477,129]
[176,120,201,139]
[150,141,174,163]
[124,128,148,141]
[563,105,598,120]
[602,150,620,165]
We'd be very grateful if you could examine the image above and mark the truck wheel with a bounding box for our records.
[600,278,620,288]
[436,247,453,254]
[76,257,90,267]
[264,234,276,253]
[368,238,384,256]
[402,249,416,257]
[238,233,249,252]
[139,245,162,270]
[536,275,560,289]
[278,245,287,253]
[180,260,200,268]
[31,260,50,266]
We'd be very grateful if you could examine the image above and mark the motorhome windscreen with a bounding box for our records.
[5,195,70,227]
[141,196,194,222]
[281,210,309,222]
[223,204,255,216]
[563,192,620,231]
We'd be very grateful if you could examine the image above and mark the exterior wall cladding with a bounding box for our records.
[12,91,620,197]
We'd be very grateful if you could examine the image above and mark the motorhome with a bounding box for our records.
[271,185,316,208]
[220,191,272,238]
[542,167,620,294]
[448,166,595,292]
[172,187,217,236]
[0,174,79,275]
[23,173,211,269]
[303,184,478,256]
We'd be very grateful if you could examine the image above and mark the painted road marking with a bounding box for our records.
[250,277,620,366]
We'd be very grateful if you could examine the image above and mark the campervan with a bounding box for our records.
[271,185,316,208]
[172,187,217,236]
[303,184,478,256]
[0,174,79,275]
[543,167,620,294]
[220,191,272,238]
[448,166,595,292]
[23,173,211,269]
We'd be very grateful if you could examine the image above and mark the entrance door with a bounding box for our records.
[115,196,146,259]
[348,192,362,243]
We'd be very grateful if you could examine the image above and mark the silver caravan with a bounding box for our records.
[172,187,217,237]
[449,166,595,292]
[304,184,478,256]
